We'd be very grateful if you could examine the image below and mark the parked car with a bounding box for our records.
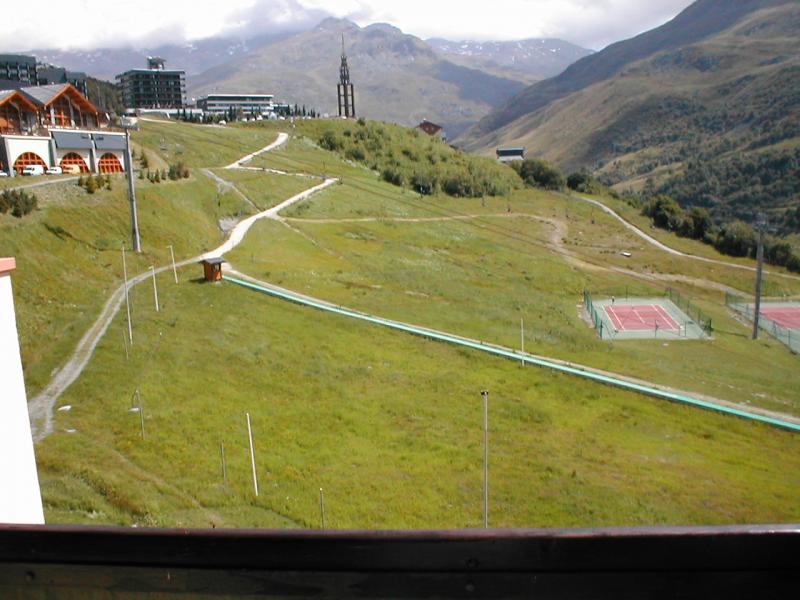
[0,171,8,177]
[46,166,62,175]
[61,164,81,175]
[22,165,44,176]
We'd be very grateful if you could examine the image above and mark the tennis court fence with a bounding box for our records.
[725,293,800,354]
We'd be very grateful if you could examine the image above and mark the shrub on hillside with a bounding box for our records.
[305,120,520,199]
[643,195,685,231]
[1,189,38,217]
[85,176,97,194]
[512,158,565,190]
[714,220,756,257]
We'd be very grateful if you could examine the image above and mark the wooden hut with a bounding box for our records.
[200,257,225,282]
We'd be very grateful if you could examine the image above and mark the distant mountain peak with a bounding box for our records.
[315,17,360,32]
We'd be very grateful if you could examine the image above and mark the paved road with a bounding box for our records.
[2,176,80,192]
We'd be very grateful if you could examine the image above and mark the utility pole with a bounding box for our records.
[121,119,141,252]
[481,389,489,529]
[752,215,766,340]
[122,243,133,345]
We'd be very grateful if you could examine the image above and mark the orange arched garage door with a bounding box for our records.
[13,152,48,174]
[60,152,89,173]
[98,153,124,173]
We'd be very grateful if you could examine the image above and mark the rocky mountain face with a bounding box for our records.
[23,19,589,139]
[427,38,593,82]
[27,32,295,80]
[188,18,532,138]
[456,0,800,228]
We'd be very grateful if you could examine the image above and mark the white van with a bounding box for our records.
[22,165,44,176]
[46,166,63,175]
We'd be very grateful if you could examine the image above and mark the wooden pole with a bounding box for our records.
[122,328,129,360]
[139,404,145,440]
[220,441,227,484]
[481,389,489,529]
[122,244,133,345]
[319,488,326,529]
[246,413,259,497]
[168,245,178,284]
[150,266,159,312]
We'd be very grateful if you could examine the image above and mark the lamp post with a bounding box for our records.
[481,389,489,528]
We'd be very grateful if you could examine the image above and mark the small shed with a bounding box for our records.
[200,257,225,282]
[416,120,446,141]
[496,147,525,163]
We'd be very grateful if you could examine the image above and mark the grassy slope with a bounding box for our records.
[37,278,800,528]
[1,119,282,396]
[14,119,799,529]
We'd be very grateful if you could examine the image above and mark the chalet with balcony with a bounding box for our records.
[0,84,125,176]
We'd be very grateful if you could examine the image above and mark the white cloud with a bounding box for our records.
[1,0,694,51]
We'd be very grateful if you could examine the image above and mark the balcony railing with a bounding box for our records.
[0,523,798,598]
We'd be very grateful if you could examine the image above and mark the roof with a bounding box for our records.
[53,131,93,150]
[117,69,185,77]
[202,94,274,99]
[418,120,443,132]
[93,133,126,151]
[201,257,226,265]
[0,54,36,65]
[0,88,39,112]
[497,147,525,154]
[19,83,98,114]
[20,83,69,105]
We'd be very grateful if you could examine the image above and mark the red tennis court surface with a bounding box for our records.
[760,306,800,329]
[604,304,680,332]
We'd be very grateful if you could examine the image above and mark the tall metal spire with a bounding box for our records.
[339,34,351,85]
[337,33,355,118]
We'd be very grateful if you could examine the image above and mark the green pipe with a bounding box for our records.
[224,276,800,433]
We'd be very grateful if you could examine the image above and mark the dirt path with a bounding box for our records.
[28,132,334,442]
[224,132,288,169]
[574,195,800,282]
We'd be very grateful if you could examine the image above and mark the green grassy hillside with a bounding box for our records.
[457,0,800,230]
[7,118,798,530]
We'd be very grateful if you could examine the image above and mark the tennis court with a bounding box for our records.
[605,304,680,332]
[725,295,800,353]
[759,305,800,330]
[583,293,709,341]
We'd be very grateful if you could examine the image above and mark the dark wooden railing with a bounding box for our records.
[0,523,797,598]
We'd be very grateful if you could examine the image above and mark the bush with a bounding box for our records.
[566,171,591,191]
[411,169,437,195]
[643,195,684,231]
[512,158,565,190]
[85,176,97,194]
[381,166,404,186]
[345,147,365,161]
[2,189,38,217]
[319,129,342,152]
[714,220,756,257]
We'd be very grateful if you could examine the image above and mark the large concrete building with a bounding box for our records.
[196,93,274,117]
[0,84,126,176]
[0,54,37,87]
[116,57,185,110]
[37,66,88,97]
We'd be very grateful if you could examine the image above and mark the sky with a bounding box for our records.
[4,0,695,52]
